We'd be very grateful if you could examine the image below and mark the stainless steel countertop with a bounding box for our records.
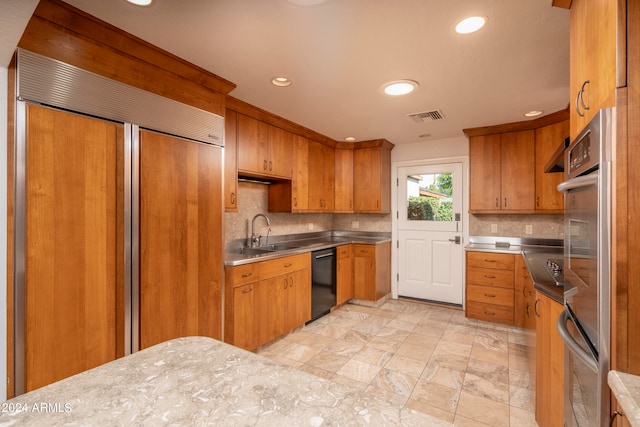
[465,236,565,304]
[224,231,391,266]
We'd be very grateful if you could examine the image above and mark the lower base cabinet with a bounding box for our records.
[353,242,391,301]
[336,244,354,304]
[535,291,564,427]
[224,253,311,351]
[465,251,515,325]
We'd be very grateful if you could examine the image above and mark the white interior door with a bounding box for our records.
[397,163,464,305]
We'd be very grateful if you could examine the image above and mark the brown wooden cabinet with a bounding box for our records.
[268,134,309,212]
[353,242,391,302]
[469,131,535,213]
[334,148,354,212]
[224,109,238,212]
[224,253,311,351]
[514,255,536,329]
[535,120,569,212]
[237,114,292,179]
[569,0,617,140]
[535,291,565,427]
[336,244,354,305]
[308,140,335,211]
[465,251,515,325]
[353,144,392,213]
[139,130,223,350]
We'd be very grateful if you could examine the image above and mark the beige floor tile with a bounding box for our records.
[394,312,426,324]
[469,344,510,367]
[403,332,441,348]
[434,339,473,358]
[386,318,419,332]
[364,385,409,406]
[266,354,304,369]
[369,368,418,397]
[474,329,509,353]
[352,320,386,335]
[305,324,349,340]
[375,327,410,343]
[323,338,364,357]
[509,353,530,372]
[396,341,435,362]
[279,342,323,363]
[305,350,350,373]
[462,372,510,404]
[455,391,510,426]
[385,353,428,378]
[296,332,336,350]
[509,384,535,412]
[421,363,465,391]
[371,308,398,319]
[410,379,460,412]
[298,364,333,379]
[341,329,373,346]
[353,346,394,367]
[405,399,455,424]
[365,336,401,352]
[509,405,538,427]
[335,359,382,384]
[329,373,368,391]
[452,413,494,427]
[429,350,470,372]
[466,358,510,385]
[440,330,476,345]
[509,367,534,390]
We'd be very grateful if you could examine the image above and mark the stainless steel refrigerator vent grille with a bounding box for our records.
[16,49,224,146]
[408,109,445,123]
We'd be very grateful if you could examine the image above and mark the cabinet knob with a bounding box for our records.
[231,192,236,205]
[534,299,541,317]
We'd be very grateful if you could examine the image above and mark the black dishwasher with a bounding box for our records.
[310,248,336,322]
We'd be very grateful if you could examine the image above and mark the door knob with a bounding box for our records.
[448,236,461,244]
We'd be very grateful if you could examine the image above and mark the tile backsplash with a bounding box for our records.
[224,182,392,244]
[469,214,564,239]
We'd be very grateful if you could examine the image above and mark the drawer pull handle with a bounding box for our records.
[242,288,253,294]
[484,275,496,279]
[484,259,496,263]
[484,293,496,298]
[284,263,293,268]
[484,311,495,316]
[241,272,253,278]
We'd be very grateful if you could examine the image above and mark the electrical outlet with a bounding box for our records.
[525,224,533,235]
[490,224,498,233]
[308,222,314,231]
[351,221,359,229]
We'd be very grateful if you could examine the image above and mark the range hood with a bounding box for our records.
[544,136,570,173]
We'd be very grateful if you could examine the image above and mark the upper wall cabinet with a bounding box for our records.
[469,131,535,213]
[535,120,569,212]
[308,141,335,211]
[224,109,238,212]
[237,114,292,179]
[334,148,354,212]
[354,143,392,213]
[569,0,617,140]
[268,135,309,212]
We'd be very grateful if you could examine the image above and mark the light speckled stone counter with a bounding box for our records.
[609,371,640,427]
[0,337,448,426]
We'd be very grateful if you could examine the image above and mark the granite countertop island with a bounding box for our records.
[0,337,447,426]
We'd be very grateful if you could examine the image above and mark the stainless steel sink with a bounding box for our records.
[236,243,301,256]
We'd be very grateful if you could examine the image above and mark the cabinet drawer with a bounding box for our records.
[466,301,514,325]
[467,284,514,307]
[467,252,515,270]
[467,267,514,289]
[259,253,311,279]
[354,244,375,257]
[225,264,259,288]
[336,244,352,259]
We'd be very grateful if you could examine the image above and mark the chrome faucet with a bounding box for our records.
[250,213,271,248]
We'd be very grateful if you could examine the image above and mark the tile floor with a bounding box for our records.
[257,299,537,426]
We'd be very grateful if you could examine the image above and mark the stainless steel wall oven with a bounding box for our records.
[557,108,613,427]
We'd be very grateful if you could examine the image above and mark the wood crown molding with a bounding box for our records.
[462,108,570,137]
[551,0,572,9]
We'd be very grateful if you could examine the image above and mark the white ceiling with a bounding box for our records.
[1,0,570,145]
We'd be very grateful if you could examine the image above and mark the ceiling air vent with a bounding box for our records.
[408,109,445,123]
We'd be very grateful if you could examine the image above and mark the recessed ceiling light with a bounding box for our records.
[381,80,419,96]
[524,110,544,117]
[125,0,154,6]
[455,16,487,34]
[271,77,292,87]
[344,136,357,142]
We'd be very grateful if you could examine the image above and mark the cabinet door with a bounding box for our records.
[535,121,568,211]
[139,130,223,350]
[336,248,354,305]
[256,275,286,345]
[308,141,335,211]
[292,135,309,210]
[354,245,376,301]
[515,255,536,329]
[501,130,535,210]
[354,147,390,213]
[469,134,502,211]
[334,148,354,212]
[233,283,257,351]
[535,293,565,427]
[286,268,311,330]
[24,105,122,392]
[237,114,269,175]
[224,109,238,212]
[268,126,292,178]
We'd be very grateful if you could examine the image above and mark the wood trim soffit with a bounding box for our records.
[462,108,570,137]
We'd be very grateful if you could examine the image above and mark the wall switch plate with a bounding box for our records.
[308,222,314,231]
[490,224,498,233]
[525,224,533,235]
[352,221,359,229]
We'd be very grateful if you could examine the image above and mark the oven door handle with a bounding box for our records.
[557,310,598,373]
[557,173,598,193]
